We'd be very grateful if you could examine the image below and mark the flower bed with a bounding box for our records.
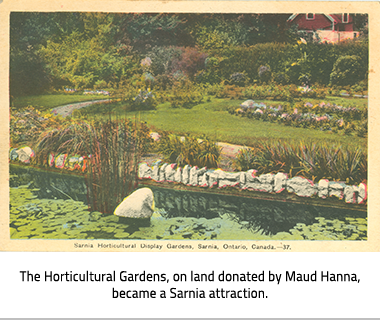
[229,100,367,137]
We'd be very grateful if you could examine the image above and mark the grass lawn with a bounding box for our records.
[75,97,367,149]
[11,94,111,112]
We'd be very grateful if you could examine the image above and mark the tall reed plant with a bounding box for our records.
[86,120,143,213]
[34,119,150,213]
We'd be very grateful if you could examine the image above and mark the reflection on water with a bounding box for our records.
[9,165,367,240]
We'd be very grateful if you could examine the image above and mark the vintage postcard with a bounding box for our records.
[1,1,379,252]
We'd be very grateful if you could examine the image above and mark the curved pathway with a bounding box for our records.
[51,99,110,117]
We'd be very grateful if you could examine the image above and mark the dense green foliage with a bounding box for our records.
[10,12,368,97]
[157,133,221,168]
[10,12,368,187]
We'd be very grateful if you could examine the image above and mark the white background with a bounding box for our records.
[0,252,379,320]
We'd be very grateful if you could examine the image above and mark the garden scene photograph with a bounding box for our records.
[9,12,368,241]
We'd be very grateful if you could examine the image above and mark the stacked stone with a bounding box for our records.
[138,162,367,205]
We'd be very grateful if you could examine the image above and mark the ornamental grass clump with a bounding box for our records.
[234,140,367,184]
[157,133,221,168]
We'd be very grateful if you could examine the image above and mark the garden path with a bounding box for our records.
[51,99,110,117]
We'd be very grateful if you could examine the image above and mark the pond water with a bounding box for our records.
[9,165,367,240]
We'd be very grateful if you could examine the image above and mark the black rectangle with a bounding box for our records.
[19,270,360,298]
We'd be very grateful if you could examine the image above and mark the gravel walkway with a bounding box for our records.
[51,99,110,117]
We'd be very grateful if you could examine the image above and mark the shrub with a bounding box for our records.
[171,47,208,80]
[273,72,289,85]
[132,88,157,110]
[258,65,272,83]
[157,133,220,168]
[147,46,182,76]
[330,55,366,86]
[10,107,64,147]
[167,82,204,108]
[216,85,245,100]
[94,80,108,90]
[228,72,247,86]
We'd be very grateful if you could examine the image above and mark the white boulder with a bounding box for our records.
[189,166,199,186]
[16,147,34,164]
[286,177,317,197]
[329,182,345,199]
[344,186,357,204]
[114,188,154,219]
[218,170,240,188]
[318,179,329,198]
[159,163,168,182]
[165,164,176,182]
[138,162,152,179]
[358,183,367,204]
[174,167,182,183]
[151,165,160,181]
[274,172,287,193]
[182,165,190,185]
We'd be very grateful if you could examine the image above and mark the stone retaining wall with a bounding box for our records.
[138,162,367,205]
[9,146,368,205]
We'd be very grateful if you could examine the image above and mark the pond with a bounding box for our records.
[9,165,367,241]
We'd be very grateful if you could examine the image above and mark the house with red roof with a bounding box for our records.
[287,14,360,43]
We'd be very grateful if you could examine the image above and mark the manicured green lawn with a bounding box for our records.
[75,97,367,148]
[305,96,368,108]
[11,94,110,111]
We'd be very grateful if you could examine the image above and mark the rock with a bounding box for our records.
[16,147,34,164]
[358,183,367,204]
[182,165,190,185]
[199,171,209,187]
[159,163,168,182]
[55,154,67,168]
[274,172,287,193]
[218,170,240,188]
[329,182,345,199]
[239,172,246,186]
[48,153,55,167]
[197,167,208,186]
[151,164,160,181]
[9,148,18,160]
[318,179,329,198]
[208,169,222,188]
[286,177,317,197]
[241,170,272,192]
[138,162,152,179]
[189,166,199,186]
[258,173,274,192]
[344,186,357,204]
[174,167,182,183]
[114,188,154,219]
[165,164,176,182]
